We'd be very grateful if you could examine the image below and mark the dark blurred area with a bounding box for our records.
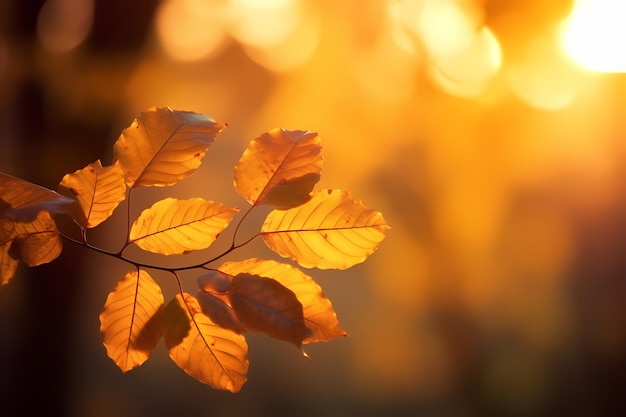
[1,0,626,416]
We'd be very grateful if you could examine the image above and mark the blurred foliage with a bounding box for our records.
[1,0,625,416]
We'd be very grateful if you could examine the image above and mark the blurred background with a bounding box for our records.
[1,0,625,416]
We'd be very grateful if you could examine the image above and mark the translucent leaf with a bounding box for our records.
[228,273,312,348]
[58,160,126,228]
[261,189,390,270]
[0,219,19,286]
[233,128,322,209]
[129,197,238,255]
[0,211,63,276]
[113,107,227,188]
[163,293,248,393]
[196,271,244,334]
[196,290,244,334]
[99,270,165,372]
[219,259,347,343]
[0,172,75,221]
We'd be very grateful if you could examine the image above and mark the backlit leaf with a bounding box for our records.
[58,160,126,228]
[0,219,19,286]
[0,172,74,221]
[219,259,347,343]
[129,197,238,255]
[233,128,322,209]
[261,189,390,269]
[196,290,244,334]
[113,107,227,188]
[164,293,248,392]
[228,273,312,348]
[99,270,165,372]
[0,211,62,279]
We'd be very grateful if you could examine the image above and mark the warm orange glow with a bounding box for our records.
[561,0,626,72]
[241,4,319,73]
[156,0,229,62]
[508,34,584,110]
[418,0,478,60]
[37,0,93,53]
[429,26,501,98]
[228,0,300,48]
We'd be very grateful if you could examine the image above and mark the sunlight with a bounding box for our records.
[429,26,501,98]
[561,0,626,72]
[508,33,583,111]
[228,0,300,48]
[418,0,481,60]
[240,2,319,73]
[155,0,229,62]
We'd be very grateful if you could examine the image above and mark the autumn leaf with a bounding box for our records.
[99,270,165,372]
[0,172,75,221]
[163,293,249,393]
[228,273,312,348]
[261,189,390,269]
[113,107,227,188]
[129,197,238,255]
[58,160,126,228]
[219,259,347,343]
[234,128,322,209]
[0,218,20,286]
[0,211,63,286]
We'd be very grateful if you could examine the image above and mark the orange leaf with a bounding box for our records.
[163,293,249,392]
[228,273,312,348]
[261,189,390,269]
[196,271,244,334]
[113,107,227,188]
[219,259,347,343]
[0,219,19,286]
[0,211,63,287]
[0,172,74,221]
[233,128,322,209]
[99,270,165,372]
[58,160,126,228]
[129,197,238,255]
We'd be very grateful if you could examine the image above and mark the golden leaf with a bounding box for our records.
[164,293,249,393]
[58,160,126,228]
[113,107,227,188]
[219,259,347,343]
[233,128,322,209]
[228,273,312,347]
[0,172,74,221]
[99,270,165,372]
[129,197,238,255]
[0,211,63,286]
[0,218,19,286]
[261,189,390,269]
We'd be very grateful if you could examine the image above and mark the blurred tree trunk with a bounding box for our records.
[0,1,158,415]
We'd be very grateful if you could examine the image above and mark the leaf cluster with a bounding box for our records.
[0,107,389,392]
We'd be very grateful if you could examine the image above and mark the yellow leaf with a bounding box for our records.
[113,107,227,188]
[261,189,390,269]
[58,160,126,228]
[99,270,165,372]
[219,259,347,343]
[228,273,312,347]
[129,197,238,255]
[261,190,389,269]
[233,128,322,209]
[164,293,249,393]
[0,172,74,221]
